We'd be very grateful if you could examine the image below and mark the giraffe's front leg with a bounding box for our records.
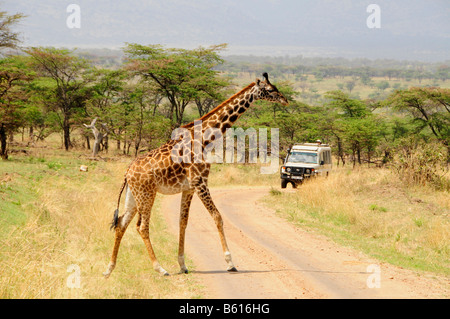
[194,184,237,272]
[178,190,194,274]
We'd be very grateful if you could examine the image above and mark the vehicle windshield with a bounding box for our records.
[287,151,318,164]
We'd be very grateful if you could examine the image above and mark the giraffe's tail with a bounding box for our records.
[110,178,127,230]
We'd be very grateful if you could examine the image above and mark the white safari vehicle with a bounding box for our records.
[280,142,332,188]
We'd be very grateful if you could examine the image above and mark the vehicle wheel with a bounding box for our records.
[281,180,287,189]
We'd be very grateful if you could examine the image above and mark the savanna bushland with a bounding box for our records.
[1,10,449,298]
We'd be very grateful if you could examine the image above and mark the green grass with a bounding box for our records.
[0,159,43,236]
[369,204,388,212]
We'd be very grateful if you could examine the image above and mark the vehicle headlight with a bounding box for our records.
[305,169,310,174]
[286,167,291,172]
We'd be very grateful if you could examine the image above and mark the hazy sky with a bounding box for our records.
[2,0,449,61]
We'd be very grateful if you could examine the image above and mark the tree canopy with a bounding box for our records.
[124,43,231,126]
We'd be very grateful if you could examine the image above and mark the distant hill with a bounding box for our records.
[3,0,450,61]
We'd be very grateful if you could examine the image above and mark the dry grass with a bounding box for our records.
[203,162,449,275]
[208,163,279,187]
[2,140,449,297]
[264,167,450,275]
[187,162,449,275]
[1,153,203,299]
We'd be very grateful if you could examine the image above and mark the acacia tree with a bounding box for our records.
[85,68,126,151]
[317,109,346,165]
[0,10,28,159]
[115,82,171,156]
[0,56,34,159]
[324,90,385,166]
[0,10,25,53]
[27,47,93,150]
[124,43,230,126]
[388,87,450,161]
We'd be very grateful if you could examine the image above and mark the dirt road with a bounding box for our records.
[162,187,449,299]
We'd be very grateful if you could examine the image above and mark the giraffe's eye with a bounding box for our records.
[266,86,277,93]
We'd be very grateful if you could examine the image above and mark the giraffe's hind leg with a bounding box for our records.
[136,189,169,276]
[104,187,137,278]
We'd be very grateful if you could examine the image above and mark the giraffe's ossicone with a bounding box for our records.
[103,73,288,278]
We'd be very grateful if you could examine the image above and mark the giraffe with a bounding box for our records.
[103,73,288,278]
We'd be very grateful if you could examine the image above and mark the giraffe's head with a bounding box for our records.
[255,72,289,106]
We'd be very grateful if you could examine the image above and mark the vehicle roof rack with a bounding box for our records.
[293,143,330,147]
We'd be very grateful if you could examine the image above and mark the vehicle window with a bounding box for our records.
[288,152,318,164]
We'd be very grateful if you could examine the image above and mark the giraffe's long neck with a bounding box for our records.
[200,82,258,134]
[179,82,259,155]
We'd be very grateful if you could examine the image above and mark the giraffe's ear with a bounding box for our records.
[256,78,261,86]
[262,72,270,84]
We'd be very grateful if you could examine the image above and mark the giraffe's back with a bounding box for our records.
[126,141,193,195]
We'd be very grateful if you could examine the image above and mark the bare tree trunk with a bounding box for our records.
[83,118,109,158]
[126,142,132,155]
[85,135,90,150]
[357,143,361,165]
[103,135,109,153]
[63,115,71,151]
[0,123,8,160]
[352,147,356,168]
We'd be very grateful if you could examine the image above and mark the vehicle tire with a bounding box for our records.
[281,179,287,189]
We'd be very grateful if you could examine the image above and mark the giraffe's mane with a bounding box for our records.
[181,82,256,129]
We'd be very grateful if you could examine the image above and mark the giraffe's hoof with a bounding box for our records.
[156,265,169,276]
[227,267,238,272]
[103,263,115,278]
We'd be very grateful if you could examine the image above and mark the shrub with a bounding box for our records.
[392,138,449,190]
